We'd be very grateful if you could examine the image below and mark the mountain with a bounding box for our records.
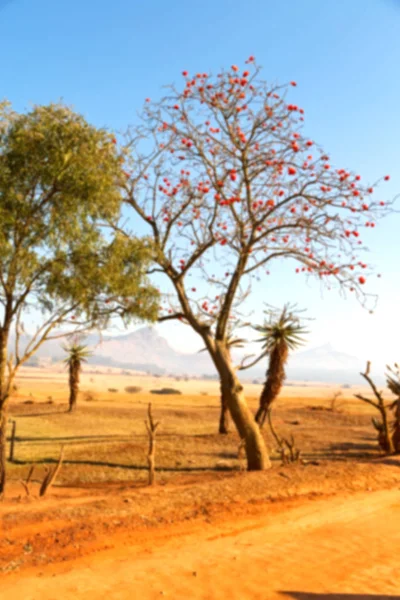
[20,327,370,384]
[84,328,213,375]
[283,343,365,385]
[23,327,213,376]
[288,343,361,371]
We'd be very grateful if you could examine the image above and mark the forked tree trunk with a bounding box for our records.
[213,342,271,471]
[219,382,230,434]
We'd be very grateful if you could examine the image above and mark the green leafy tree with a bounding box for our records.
[253,305,308,426]
[0,102,159,496]
[63,342,92,412]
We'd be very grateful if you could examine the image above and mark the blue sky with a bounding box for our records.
[1,0,399,368]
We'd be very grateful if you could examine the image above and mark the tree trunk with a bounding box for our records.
[0,330,9,496]
[255,404,266,427]
[213,342,271,471]
[68,363,79,412]
[218,382,230,434]
[68,390,77,412]
[392,400,400,453]
[9,420,16,462]
[380,404,394,455]
[0,405,7,497]
[255,343,288,427]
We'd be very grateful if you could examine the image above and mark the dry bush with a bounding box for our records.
[355,361,394,454]
[267,409,302,465]
[124,386,142,394]
[82,391,99,402]
[329,391,344,413]
[108,388,118,393]
[39,446,65,497]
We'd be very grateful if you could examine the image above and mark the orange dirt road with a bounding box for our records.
[3,489,400,600]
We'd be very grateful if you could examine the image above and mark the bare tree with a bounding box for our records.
[355,361,394,454]
[120,57,394,470]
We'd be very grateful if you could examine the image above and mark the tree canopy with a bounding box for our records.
[122,58,393,341]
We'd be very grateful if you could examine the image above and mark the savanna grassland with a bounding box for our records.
[2,365,400,600]
[4,365,391,486]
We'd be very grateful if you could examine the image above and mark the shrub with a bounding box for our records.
[83,391,98,402]
[150,388,182,395]
[124,386,142,394]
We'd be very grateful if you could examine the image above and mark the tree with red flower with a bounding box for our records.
[121,58,395,471]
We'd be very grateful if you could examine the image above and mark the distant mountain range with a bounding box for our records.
[20,326,372,385]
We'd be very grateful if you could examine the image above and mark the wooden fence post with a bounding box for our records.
[9,420,17,462]
[145,403,160,486]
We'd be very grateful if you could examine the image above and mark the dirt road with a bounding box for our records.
[3,489,400,600]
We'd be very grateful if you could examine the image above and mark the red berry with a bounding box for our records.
[359,276,366,285]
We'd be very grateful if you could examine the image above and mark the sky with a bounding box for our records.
[1,0,399,369]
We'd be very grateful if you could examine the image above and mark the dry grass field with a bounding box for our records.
[5,365,387,486]
[2,365,400,598]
